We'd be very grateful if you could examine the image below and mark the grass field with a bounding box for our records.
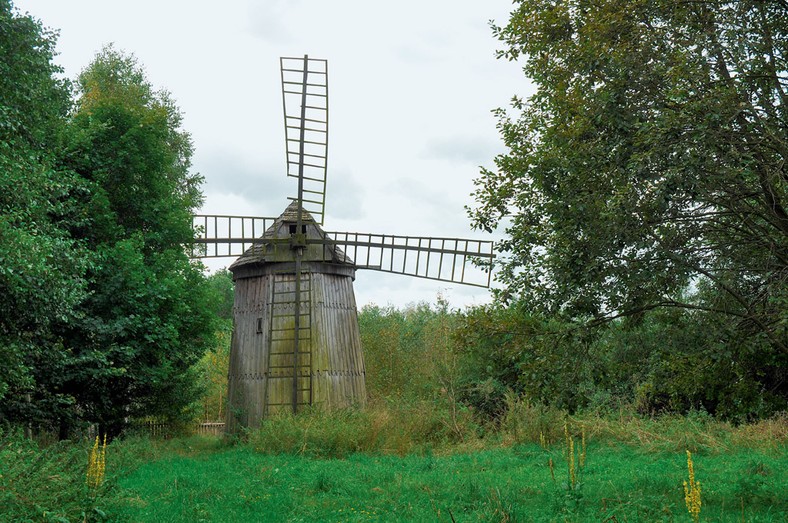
[110,440,787,522]
[3,409,787,522]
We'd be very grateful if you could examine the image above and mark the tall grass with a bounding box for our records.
[0,429,228,522]
[244,395,787,461]
[247,398,482,458]
[115,435,787,522]
[1,428,105,521]
[3,406,786,521]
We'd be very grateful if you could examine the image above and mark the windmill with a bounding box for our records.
[193,56,494,431]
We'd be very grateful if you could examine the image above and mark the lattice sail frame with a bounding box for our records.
[192,215,494,288]
[281,56,328,225]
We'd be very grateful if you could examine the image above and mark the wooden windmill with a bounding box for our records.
[192,56,494,431]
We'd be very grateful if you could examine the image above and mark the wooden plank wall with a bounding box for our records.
[226,274,271,432]
[311,273,367,410]
[226,270,367,432]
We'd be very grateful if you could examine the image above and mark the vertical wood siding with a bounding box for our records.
[226,269,366,432]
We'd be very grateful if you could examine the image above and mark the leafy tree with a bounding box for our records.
[471,0,787,411]
[454,302,602,419]
[57,46,214,436]
[474,0,787,333]
[205,268,235,320]
[0,1,86,426]
[0,8,218,435]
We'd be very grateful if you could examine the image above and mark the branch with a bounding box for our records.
[646,232,788,354]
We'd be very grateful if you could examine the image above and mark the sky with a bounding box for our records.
[14,0,529,309]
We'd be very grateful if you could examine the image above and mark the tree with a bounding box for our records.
[205,268,235,321]
[193,270,233,422]
[471,1,787,386]
[57,46,215,436]
[454,302,601,418]
[0,0,87,426]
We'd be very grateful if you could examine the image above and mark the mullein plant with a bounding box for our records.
[540,430,557,482]
[86,435,107,489]
[683,450,702,522]
[564,423,579,490]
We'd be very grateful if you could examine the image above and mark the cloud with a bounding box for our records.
[195,150,294,215]
[246,0,300,43]
[419,135,500,166]
[324,168,365,222]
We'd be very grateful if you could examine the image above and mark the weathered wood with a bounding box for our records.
[225,204,366,432]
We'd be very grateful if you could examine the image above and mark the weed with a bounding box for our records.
[683,450,702,523]
[568,434,577,489]
[563,422,581,491]
[86,435,107,489]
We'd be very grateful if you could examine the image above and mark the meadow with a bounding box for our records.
[2,405,786,522]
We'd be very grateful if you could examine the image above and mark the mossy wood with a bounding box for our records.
[226,204,366,431]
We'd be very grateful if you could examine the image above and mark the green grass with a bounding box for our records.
[3,411,786,522]
[111,441,787,522]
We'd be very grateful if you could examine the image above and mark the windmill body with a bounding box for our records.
[193,56,494,431]
[226,202,365,431]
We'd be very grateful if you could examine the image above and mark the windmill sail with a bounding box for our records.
[192,214,277,258]
[321,231,494,287]
[281,56,329,225]
[191,214,494,288]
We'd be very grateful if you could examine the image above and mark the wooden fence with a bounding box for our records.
[195,422,226,436]
[134,421,225,437]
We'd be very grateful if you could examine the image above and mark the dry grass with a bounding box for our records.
[496,396,787,454]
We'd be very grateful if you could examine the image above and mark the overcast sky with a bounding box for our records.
[15,0,529,309]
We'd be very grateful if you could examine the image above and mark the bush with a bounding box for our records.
[0,428,107,521]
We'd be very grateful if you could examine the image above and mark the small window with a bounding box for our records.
[288,224,307,234]
[256,317,264,333]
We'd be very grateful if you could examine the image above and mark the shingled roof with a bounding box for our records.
[229,201,353,272]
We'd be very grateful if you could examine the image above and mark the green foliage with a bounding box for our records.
[192,319,232,423]
[0,1,88,426]
[205,269,234,320]
[0,21,216,436]
[359,299,460,403]
[454,302,603,418]
[65,44,203,247]
[0,428,107,522]
[600,308,788,420]
[189,271,233,423]
[471,0,788,388]
[37,45,218,436]
[358,295,784,424]
[455,300,786,421]
[358,300,480,442]
[0,0,70,146]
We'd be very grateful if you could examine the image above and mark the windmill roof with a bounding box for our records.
[229,201,353,272]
